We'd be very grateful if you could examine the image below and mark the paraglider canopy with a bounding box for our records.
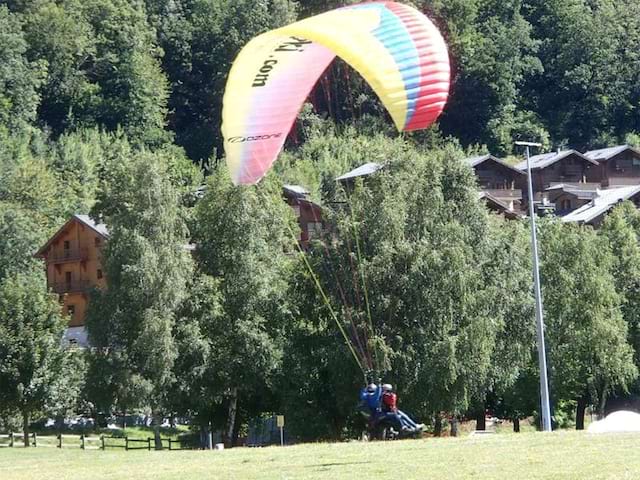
[222,1,450,185]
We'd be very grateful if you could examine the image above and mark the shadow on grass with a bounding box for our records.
[306,461,369,468]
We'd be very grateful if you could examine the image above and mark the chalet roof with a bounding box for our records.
[466,154,525,176]
[478,191,522,219]
[35,214,196,257]
[335,162,383,181]
[514,149,598,171]
[584,145,640,162]
[283,184,310,198]
[75,214,109,237]
[35,214,109,257]
[545,183,599,200]
[562,185,640,223]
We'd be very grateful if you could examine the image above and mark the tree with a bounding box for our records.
[155,0,298,160]
[18,0,170,145]
[0,272,67,447]
[523,0,640,148]
[86,150,193,448]
[20,0,97,135]
[0,5,42,134]
[430,0,543,154]
[0,203,48,280]
[276,133,506,436]
[539,219,637,429]
[474,216,535,430]
[600,203,640,392]
[190,167,294,446]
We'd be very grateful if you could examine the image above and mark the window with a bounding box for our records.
[65,272,72,285]
[67,305,75,317]
[97,269,103,279]
[94,237,101,247]
[560,199,571,211]
[63,240,70,250]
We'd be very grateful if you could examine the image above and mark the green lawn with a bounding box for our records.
[1,431,640,480]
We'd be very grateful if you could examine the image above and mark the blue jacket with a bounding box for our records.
[360,385,382,413]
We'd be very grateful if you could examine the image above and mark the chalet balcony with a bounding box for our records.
[51,280,92,294]
[483,188,523,200]
[47,248,89,264]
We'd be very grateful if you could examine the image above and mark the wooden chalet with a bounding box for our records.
[584,145,640,187]
[478,192,522,220]
[544,184,599,216]
[562,185,640,227]
[514,149,601,194]
[466,154,525,213]
[35,214,108,346]
[283,185,324,247]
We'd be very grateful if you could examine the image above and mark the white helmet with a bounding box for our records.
[367,383,377,392]
[382,383,393,392]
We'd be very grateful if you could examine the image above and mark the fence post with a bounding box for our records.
[9,432,13,448]
[125,436,128,451]
[101,435,105,451]
[81,434,85,450]
[58,434,62,449]
[168,438,172,451]
[32,432,37,448]
[147,437,151,451]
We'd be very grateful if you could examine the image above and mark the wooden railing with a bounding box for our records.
[47,248,89,263]
[51,280,92,294]
[0,432,193,451]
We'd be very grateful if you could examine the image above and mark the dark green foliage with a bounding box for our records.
[15,0,170,145]
[430,0,544,154]
[539,219,637,416]
[600,203,640,394]
[276,133,529,436]
[4,0,640,158]
[0,271,68,444]
[186,168,294,439]
[0,5,42,134]
[155,0,297,161]
[86,150,193,446]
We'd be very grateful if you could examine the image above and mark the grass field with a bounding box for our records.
[1,431,640,479]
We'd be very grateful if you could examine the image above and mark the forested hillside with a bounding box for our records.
[3,0,640,162]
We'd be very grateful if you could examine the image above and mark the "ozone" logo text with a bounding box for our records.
[228,133,283,143]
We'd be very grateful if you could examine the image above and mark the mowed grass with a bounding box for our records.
[2,431,640,480]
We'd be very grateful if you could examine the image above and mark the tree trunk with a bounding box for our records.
[513,417,520,433]
[450,416,459,437]
[22,410,30,448]
[576,395,588,430]
[434,414,443,437]
[598,381,609,419]
[225,387,238,448]
[152,412,163,450]
[475,409,486,431]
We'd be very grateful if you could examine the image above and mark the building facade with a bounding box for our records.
[35,214,108,346]
[514,150,601,194]
[467,154,525,214]
[584,145,640,187]
[283,185,324,247]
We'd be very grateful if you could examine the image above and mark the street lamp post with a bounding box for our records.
[515,140,552,432]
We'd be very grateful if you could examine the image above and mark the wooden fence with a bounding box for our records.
[0,433,192,451]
